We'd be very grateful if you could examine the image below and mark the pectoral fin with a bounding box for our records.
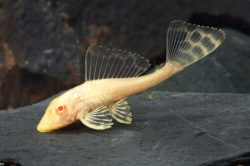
[80,106,113,130]
[110,98,132,124]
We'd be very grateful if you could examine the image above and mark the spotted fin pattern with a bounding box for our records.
[85,44,151,81]
[166,20,226,68]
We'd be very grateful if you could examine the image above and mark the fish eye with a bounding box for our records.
[58,105,64,111]
[56,105,66,114]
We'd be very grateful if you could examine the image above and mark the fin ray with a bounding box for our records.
[80,106,113,130]
[166,20,226,68]
[110,98,132,124]
[85,44,151,81]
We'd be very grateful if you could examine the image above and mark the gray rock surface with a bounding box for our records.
[1,92,250,166]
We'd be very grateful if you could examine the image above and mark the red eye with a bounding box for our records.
[56,105,66,114]
[58,105,64,111]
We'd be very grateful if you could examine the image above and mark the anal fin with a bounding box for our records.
[80,106,113,130]
[110,98,132,124]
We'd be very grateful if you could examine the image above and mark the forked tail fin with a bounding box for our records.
[166,20,225,69]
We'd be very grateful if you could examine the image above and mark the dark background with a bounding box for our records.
[1,0,250,110]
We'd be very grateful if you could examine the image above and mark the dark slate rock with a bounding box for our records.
[1,92,250,166]
[150,28,250,93]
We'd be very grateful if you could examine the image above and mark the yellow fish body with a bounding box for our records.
[37,20,225,132]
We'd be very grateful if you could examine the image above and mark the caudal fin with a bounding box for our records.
[166,20,225,68]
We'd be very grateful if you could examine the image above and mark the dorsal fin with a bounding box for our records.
[85,44,151,81]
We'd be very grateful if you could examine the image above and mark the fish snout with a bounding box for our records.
[37,109,75,133]
[37,114,54,133]
[37,110,55,133]
[37,123,53,133]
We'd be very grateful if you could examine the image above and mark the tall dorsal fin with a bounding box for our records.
[85,44,151,81]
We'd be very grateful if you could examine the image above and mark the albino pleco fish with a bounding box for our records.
[37,20,225,132]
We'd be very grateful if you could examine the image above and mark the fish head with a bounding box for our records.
[37,95,76,133]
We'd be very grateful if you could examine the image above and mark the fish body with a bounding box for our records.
[37,20,225,132]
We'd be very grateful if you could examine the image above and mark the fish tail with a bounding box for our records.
[166,20,225,69]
